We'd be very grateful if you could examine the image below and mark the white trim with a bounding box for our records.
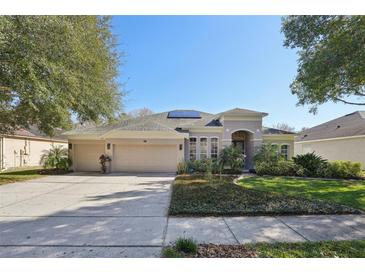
[230,128,255,134]
[295,134,365,144]
[280,143,290,160]
[188,128,224,133]
[188,136,197,161]
[210,136,219,159]
[199,136,208,160]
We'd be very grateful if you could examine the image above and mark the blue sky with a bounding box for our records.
[111,16,361,130]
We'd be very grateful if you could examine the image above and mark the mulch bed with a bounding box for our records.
[193,244,258,258]
[38,169,71,175]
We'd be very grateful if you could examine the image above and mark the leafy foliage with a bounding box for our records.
[40,145,72,170]
[162,247,183,258]
[292,152,328,177]
[99,154,111,173]
[255,160,300,176]
[175,237,198,254]
[253,143,281,165]
[218,145,244,172]
[0,16,122,135]
[282,16,365,113]
[177,161,189,175]
[326,161,362,179]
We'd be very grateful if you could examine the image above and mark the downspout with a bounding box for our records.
[0,137,3,170]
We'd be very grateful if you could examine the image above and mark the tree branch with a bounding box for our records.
[334,97,365,105]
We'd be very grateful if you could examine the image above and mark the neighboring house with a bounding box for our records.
[63,108,295,173]
[295,111,365,168]
[0,128,68,170]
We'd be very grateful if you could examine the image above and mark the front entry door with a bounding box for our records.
[232,140,245,154]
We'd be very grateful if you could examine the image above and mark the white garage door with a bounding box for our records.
[113,144,178,172]
[75,144,104,172]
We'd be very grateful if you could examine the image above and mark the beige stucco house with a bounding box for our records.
[295,111,365,169]
[64,108,295,173]
[0,128,68,171]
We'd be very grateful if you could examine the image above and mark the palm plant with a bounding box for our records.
[253,143,281,164]
[40,145,72,171]
[218,145,244,172]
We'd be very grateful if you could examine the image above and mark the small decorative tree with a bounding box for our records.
[40,145,72,171]
[218,145,245,173]
[99,154,111,173]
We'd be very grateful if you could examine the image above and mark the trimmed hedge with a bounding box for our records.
[255,158,362,179]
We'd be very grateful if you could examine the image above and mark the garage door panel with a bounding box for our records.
[113,144,177,172]
[75,144,104,172]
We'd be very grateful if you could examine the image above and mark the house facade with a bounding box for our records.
[0,129,68,171]
[295,111,365,169]
[64,108,295,173]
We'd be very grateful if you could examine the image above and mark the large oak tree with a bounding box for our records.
[0,16,122,135]
[282,16,365,113]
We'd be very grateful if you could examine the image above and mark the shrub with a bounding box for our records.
[292,152,328,177]
[254,143,281,164]
[276,160,298,176]
[218,145,244,172]
[190,160,203,173]
[256,160,298,176]
[162,247,182,258]
[327,161,362,179]
[175,237,198,254]
[40,145,72,171]
[177,161,189,174]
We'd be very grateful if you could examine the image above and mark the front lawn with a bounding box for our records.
[164,240,365,258]
[0,168,68,186]
[239,176,365,211]
[169,175,361,216]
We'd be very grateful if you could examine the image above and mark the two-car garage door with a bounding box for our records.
[113,144,178,172]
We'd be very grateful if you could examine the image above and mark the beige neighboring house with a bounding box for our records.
[63,108,295,173]
[295,111,365,169]
[0,128,68,171]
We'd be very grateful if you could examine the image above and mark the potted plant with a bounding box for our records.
[99,154,111,173]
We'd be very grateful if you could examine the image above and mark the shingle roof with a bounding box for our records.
[218,108,268,117]
[296,111,365,142]
[262,127,295,135]
[63,108,283,136]
[5,126,67,141]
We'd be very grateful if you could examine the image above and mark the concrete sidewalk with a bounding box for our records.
[164,215,365,245]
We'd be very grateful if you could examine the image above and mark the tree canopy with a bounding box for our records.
[128,107,154,118]
[0,16,122,135]
[282,16,365,113]
[272,123,295,133]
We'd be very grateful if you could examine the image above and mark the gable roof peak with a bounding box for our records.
[219,107,268,117]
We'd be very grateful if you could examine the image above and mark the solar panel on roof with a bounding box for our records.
[167,110,201,119]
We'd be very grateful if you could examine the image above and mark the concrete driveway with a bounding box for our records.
[0,172,175,258]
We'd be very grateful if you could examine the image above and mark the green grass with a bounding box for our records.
[169,175,361,216]
[250,240,365,258]
[0,168,47,185]
[167,240,365,258]
[239,176,365,211]
[175,237,198,253]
